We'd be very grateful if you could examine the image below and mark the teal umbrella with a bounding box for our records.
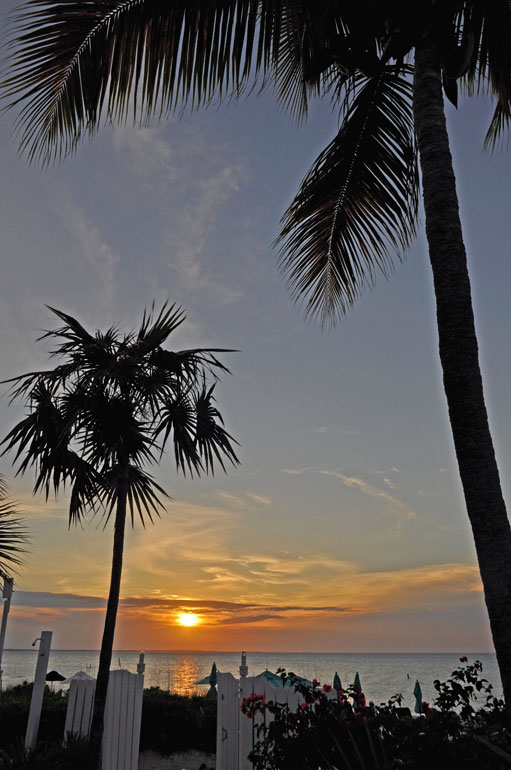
[353,672,362,708]
[256,669,283,686]
[413,680,423,714]
[333,672,342,696]
[256,670,313,688]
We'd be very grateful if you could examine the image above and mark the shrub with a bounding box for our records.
[140,688,216,755]
[0,684,216,760]
[247,661,511,770]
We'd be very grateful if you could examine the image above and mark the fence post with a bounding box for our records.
[0,576,13,694]
[25,631,52,750]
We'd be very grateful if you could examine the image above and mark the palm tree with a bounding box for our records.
[0,474,30,575]
[1,303,239,751]
[2,0,511,700]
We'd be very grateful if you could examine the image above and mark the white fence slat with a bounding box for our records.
[217,673,239,770]
[64,665,143,769]
[239,676,256,770]
[218,665,314,770]
[130,665,144,769]
[64,679,96,739]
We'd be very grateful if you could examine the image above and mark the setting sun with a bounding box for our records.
[177,612,200,627]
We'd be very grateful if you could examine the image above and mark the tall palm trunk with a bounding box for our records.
[90,484,128,759]
[413,35,511,702]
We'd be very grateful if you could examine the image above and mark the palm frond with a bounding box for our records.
[1,0,268,164]
[277,69,419,327]
[99,465,167,527]
[0,474,30,573]
[68,454,106,525]
[155,391,202,476]
[129,301,185,357]
[194,382,240,474]
[459,2,511,149]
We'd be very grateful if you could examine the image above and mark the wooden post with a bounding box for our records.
[0,576,13,693]
[25,631,52,751]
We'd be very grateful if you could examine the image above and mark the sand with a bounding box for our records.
[138,749,216,770]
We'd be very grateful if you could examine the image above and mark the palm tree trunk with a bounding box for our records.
[90,484,128,760]
[413,35,511,702]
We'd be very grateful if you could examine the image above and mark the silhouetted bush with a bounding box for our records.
[0,684,216,759]
[0,683,67,751]
[139,688,216,755]
[246,660,511,770]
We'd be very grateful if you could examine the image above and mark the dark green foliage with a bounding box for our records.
[139,688,216,755]
[248,661,511,770]
[0,736,93,770]
[0,683,67,751]
[0,685,216,762]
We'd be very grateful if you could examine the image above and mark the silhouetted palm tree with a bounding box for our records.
[0,474,30,575]
[3,0,511,699]
[1,303,239,750]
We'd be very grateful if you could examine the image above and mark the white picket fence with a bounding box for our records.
[64,654,145,770]
[217,656,336,770]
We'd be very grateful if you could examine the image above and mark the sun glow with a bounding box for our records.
[177,612,200,627]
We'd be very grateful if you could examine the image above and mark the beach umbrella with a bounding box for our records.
[256,669,283,686]
[333,672,342,696]
[46,670,65,682]
[413,680,423,714]
[195,662,219,686]
[352,672,362,708]
[288,673,313,688]
[256,670,313,688]
[61,671,95,685]
[206,662,217,698]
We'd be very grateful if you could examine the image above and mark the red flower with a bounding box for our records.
[459,656,468,662]
[421,701,430,713]
[323,684,332,693]
[312,679,320,687]
[300,703,308,711]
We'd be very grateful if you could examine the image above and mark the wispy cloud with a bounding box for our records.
[320,470,418,536]
[53,197,119,308]
[246,492,271,505]
[12,560,482,635]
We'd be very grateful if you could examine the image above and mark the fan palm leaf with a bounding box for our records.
[278,69,418,327]
[0,475,30,573]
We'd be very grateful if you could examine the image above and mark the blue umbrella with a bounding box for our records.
[413,680,423,714]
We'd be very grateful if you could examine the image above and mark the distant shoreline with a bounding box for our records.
[5,648,496,654]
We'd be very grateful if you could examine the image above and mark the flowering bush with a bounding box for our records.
[245,662,511,770]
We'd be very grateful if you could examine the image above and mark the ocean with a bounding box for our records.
[1,650,501,712]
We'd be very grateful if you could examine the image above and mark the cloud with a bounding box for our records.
[320,470,418,536]
[11,561,482,636]
[246,492,271,505]
[281,466,320,476]
[111,123,246,306]
[52,197,119,308]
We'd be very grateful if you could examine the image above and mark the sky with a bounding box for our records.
[1,8,511,652]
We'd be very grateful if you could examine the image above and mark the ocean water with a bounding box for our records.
[1,650,501,712]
